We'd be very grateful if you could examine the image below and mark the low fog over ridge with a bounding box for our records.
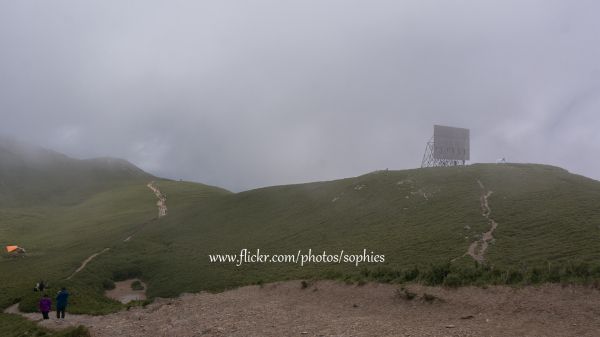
[1,1,600,192]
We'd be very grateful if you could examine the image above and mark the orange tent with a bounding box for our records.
[5,245,19,253]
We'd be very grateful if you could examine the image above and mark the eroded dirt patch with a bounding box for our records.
[105,279,147,304]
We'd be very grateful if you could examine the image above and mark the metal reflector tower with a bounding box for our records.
[421,125,470,168]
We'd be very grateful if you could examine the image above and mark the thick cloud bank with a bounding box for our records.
[1,1,599,191]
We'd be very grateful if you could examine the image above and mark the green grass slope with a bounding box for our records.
[0,137,153,207]
[0,138,166,332]
[78,164,600,300]
[3,139,600,333]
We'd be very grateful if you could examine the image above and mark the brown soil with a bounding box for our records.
[104,279,147,304]
[4,303,20,314]
[10,281,600,336]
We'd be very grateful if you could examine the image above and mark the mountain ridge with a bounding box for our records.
[0,136,154,207]
[3,140,600,329]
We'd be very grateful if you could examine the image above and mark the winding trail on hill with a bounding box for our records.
[147,181,167,217]
[3,181,169,326]
[64,182,167,280]
[120,182,167,243]
[466,180,498,263]
[65,248,110,280]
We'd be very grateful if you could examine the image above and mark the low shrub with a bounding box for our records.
[443,273,462,288]
[130,280,144,291]
[101,279,115,290]
[422,263,451,286]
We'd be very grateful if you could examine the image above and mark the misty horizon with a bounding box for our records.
[0,133,589,193]
[2,1,600,192]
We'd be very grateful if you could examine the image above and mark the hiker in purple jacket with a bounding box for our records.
[39,294,51,319]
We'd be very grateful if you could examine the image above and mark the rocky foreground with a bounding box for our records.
[18,281,600,336]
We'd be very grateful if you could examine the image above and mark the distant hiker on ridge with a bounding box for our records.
[39,294,51,320]
[34,280,47,292]
[56,287,69,319]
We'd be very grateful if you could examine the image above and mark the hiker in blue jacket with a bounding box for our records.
[56,287,69,319]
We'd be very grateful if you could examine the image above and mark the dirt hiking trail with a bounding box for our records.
[466,180,499,263]
[147,181,167,217]
[66,181,166,280]
[7,281,600,337]
[65,248,110,280]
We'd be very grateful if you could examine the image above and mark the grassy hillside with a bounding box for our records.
[0,137,153,207]
[68,164,600,302]
[3,140,600,334]
[0,139,162,335]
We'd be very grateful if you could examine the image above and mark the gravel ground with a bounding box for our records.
[12,280,600,337]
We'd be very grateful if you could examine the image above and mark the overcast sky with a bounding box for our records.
[1,1,600,191]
